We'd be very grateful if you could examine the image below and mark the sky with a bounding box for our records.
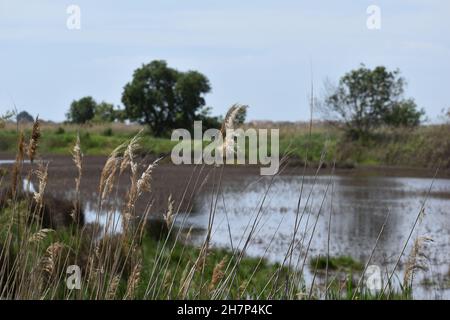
[0,0,449,122]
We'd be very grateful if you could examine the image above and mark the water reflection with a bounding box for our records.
[179,174,450,299]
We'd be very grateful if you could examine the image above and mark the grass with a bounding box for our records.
[1,121,449,169]
[0,115,445,300]
[0,197,281,299]
[0,124,176,156]
[309,255,364,272]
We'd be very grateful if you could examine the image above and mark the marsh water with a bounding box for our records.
[178,174,450,299]
[1,157,449,299]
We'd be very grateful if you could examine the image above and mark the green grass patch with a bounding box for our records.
[309,255,364,272]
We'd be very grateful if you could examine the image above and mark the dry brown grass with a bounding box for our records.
[2,121,145,135]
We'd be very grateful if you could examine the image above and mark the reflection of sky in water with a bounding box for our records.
[84,202,123,236]
[178,175,450,299]
[20,178,123,237]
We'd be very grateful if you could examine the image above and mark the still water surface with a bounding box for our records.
[178,174,450,299]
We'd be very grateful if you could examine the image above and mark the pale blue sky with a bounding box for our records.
[0,0,449,122]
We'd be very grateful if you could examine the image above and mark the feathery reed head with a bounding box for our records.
[163,194,174,228]
[28,116,41,163]
[220,104,248,135]
[209,256,227,291]
[403,236,433,288]
[33,162,48,206]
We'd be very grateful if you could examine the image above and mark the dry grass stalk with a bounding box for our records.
[162,270,172,291]
[106,274,121,300]
[124,157,161,228]
[120,130,143,175]
[124,260,142,299]
[220,104,247,135]
[33,162,48,206]
[136,158,161,195]
[72,133,83,190]
[403,236,433,288]
[163,194,174,228]
[209,256,227,291]
[11,131,25,196]
[178,261,193,298]
[27,116,41,163]
[71,134,83,221]
[99,144,125,202]
[220,104,247,156]
[41,242,64,276]
[28,228,55,243]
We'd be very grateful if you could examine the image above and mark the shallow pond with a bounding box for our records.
[178,174,450,299]
[2,158,449,299]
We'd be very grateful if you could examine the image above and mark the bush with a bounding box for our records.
[102,127,113,136]
[55,127,65,135]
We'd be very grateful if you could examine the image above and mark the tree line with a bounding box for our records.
[66,60,234,136]
[22,60,427,139]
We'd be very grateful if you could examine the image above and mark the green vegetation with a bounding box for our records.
[0,124,176,156]
[0,118,438,300]
[16,111,34,123]
[0,199,280,299]
[122,60,213,136]
[309,255,363,272]
[323,64,425,140]
[1,122,449,170]
[66,96,124,124]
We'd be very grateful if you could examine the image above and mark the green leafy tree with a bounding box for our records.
[324,64,424,139]
[66,96,96,124]
[196,106,222,130]
[174,71,211,129]
[93,102,117,123]
[16,111,34,123]
[122,60,211,136]
[383,99,425,127]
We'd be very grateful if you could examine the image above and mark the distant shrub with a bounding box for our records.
[102,127,113,136]
[55,127,65,135]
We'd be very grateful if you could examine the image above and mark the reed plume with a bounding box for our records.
[41,242,64,277]
[136,157,161,195]
[120,130,143,175]
[72,133,83,190]
[106,274,121,300]
[163,194,174,228]
[403,236,433,289]
[220,104,247,135]
[209,256,227,291]
[11,131,25,196]
[99,143,125,203]
[27,116,41,163]
[219,104,248,156]
[28,228,54,243]
[71,134,83,221]
[33,162,48,207]
[125,260,142,299]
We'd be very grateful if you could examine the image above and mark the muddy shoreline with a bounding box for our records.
[1,153,449,216]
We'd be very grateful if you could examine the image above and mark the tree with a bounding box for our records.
[383,99,425,127]
[16,111,34,123]
[122,60,211,136]
[323,64,424,139]
[93,102,116,123]
[66,96,96,124]
[174,70,211,129]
